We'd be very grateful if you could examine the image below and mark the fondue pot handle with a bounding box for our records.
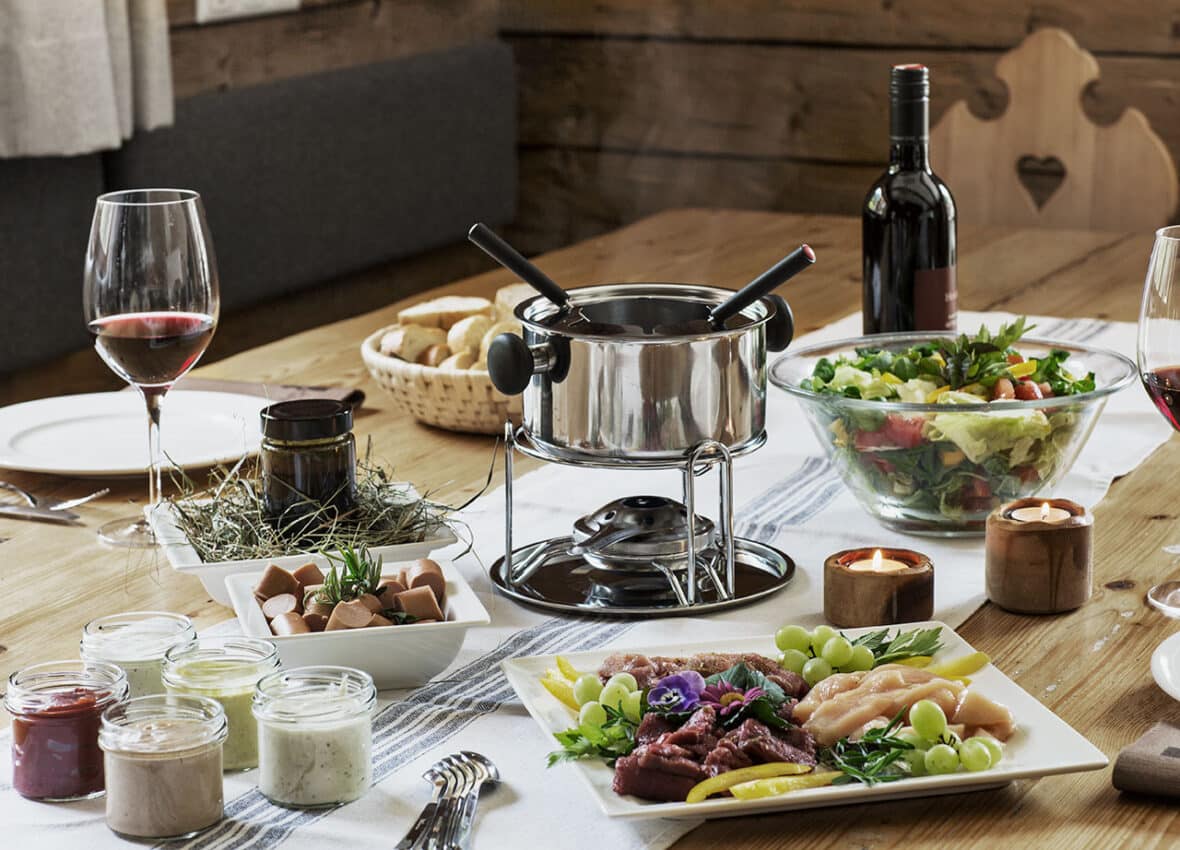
[765,295,795,352]
[488,333,562,395]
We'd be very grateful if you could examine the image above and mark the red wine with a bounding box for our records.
[863,64,957,334]
[1143,367,1180,430]
[89,311,215,388]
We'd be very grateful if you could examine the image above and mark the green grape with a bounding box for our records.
[820,635,854,668]
[605,672,639,692]
[958,738,993,772]
[896,728,926,749]
[902,748,929,776]
[578,701,607,728]
[775,625,813,654]
[802,657,833,687]
[972,736,1003,767]
[621,690,644,722]
[848,645,876,672]
[572,674,603,706]
[909,699,948,742]
[924,743,960,775]
[811,625,837,655]
[939,730,962,749]
[599,681,629,710]
[778,649,808,674]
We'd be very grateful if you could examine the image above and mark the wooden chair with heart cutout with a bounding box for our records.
[931,28,1177,230]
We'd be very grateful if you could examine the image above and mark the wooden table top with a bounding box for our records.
[2,209,1175,848]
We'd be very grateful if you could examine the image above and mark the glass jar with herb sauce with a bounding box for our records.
[80,611,197,698]
[260,399,357,537]
[5,660,128,800]
[99,694,227,840]
[253,666,376,808]
[162,636,278,771]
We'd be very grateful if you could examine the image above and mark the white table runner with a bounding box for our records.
[4,311,1169,849]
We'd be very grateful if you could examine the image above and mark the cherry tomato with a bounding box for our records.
[1006,353,1024,364]
[1014,379,1043,400]
[992,378,1015,400]
[1015,465,1040,483]
[882,415,925,449]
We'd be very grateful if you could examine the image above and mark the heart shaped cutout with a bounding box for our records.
[1016,155,1067,210]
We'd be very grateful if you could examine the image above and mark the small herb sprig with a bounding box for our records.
[851,626,944,666]
[821,709,913,785]
[314,545,383,606]
[547,704,639,767]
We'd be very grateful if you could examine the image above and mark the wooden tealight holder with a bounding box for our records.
[985,498,1092,614]
[823,548,934,628]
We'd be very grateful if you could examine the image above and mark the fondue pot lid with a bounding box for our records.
[571,495,715,557]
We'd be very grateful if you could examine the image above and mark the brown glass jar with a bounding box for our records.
[260,400,356,534]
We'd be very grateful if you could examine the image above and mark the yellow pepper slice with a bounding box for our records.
[1008,360,1037,378]
[928,651,990,679]
[540,675,579,711]
[925,386,950,403]
[880,372,903,385]
[555,655,581,681]
[895,656,933,668]
[685,762,812,803]
[729,770,843,800]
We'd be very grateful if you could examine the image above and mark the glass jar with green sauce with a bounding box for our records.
[162,637,278,771]
[81,612,197,699]
[253,666,376,808]
[260,399,356,537]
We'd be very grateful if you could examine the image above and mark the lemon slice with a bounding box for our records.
[928,651,990,679]
[728,770,843,799]
[555,655,580,681]
[540,675,579,711]
[685,762,812,803]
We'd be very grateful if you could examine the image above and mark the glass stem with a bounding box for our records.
[143,388,165,516]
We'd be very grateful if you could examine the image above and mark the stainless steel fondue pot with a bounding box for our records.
[486,283,795,464]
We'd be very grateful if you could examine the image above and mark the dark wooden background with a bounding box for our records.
[165,0,1180,257]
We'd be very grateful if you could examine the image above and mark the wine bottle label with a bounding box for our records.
[914,266,957,331]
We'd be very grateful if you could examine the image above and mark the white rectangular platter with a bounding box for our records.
[501,621,1108,821]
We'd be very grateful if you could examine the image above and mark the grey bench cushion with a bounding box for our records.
[0,155,104,373]
[106,39,517,312]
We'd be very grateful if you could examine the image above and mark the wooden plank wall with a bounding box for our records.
[501,1,1180,253]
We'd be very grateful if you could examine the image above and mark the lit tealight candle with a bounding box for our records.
[846,549,911,573]
[1008,501,1073,524]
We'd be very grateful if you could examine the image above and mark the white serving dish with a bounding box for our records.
[226,560,489,689]
[501,621,1108,821]
[1151,630,1180,702]
[149,492,457,605]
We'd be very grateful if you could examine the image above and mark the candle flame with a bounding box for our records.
[1040,502,1051,521]
[872,549,883,570]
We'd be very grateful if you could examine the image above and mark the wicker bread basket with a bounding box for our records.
[361,326,521,435]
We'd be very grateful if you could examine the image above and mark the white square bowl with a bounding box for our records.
[225,559,489,689]
[149,491,457,605]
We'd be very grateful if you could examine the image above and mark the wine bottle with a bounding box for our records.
[862,64,957,334]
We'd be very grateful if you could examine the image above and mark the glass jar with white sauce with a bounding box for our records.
[81,612,197,698]
[253,666,376,808]
[99,694,227,840]
[162,636,278,771]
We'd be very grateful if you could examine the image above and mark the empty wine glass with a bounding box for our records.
[1137,225,1180,614]
[83,189,220,548]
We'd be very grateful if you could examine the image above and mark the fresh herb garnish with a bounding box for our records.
[938,318,1033,389]
[315,545,383,605]
[821,709,913,785]
[850,626,944,666]
[546,704,639,767]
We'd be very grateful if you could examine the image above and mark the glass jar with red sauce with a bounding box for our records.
[5,660,128,800]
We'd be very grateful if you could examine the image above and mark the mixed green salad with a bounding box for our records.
[801,319,1096,519]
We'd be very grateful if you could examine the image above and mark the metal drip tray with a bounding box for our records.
[490,536,795,617]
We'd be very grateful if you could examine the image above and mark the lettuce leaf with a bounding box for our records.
[927,408,1052,463]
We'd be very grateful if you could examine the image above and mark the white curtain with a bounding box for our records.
[0,0,173,157]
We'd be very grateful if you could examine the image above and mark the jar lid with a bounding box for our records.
[261,399,353,442]
[100,694,227,754]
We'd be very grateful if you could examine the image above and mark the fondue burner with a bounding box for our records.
[490,426,795,616]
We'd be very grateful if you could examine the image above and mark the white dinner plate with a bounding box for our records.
[0,391,264,477]
[501,621,1109,820]
[1151,631,1180,702]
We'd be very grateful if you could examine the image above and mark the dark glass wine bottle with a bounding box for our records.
[863,64,957,334]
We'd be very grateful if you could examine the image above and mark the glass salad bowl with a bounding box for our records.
[770,332,1136,536]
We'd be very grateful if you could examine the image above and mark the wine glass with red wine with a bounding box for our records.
[1138,225,1180,613]
[83,189,219,548]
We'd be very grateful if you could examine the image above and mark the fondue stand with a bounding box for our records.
[490,423,795,616]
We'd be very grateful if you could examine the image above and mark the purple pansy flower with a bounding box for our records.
[699,681,766,716]
[647,671,706,713]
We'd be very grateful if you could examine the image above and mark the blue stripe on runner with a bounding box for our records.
[734,457,833,539]
[170,614,635,850]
